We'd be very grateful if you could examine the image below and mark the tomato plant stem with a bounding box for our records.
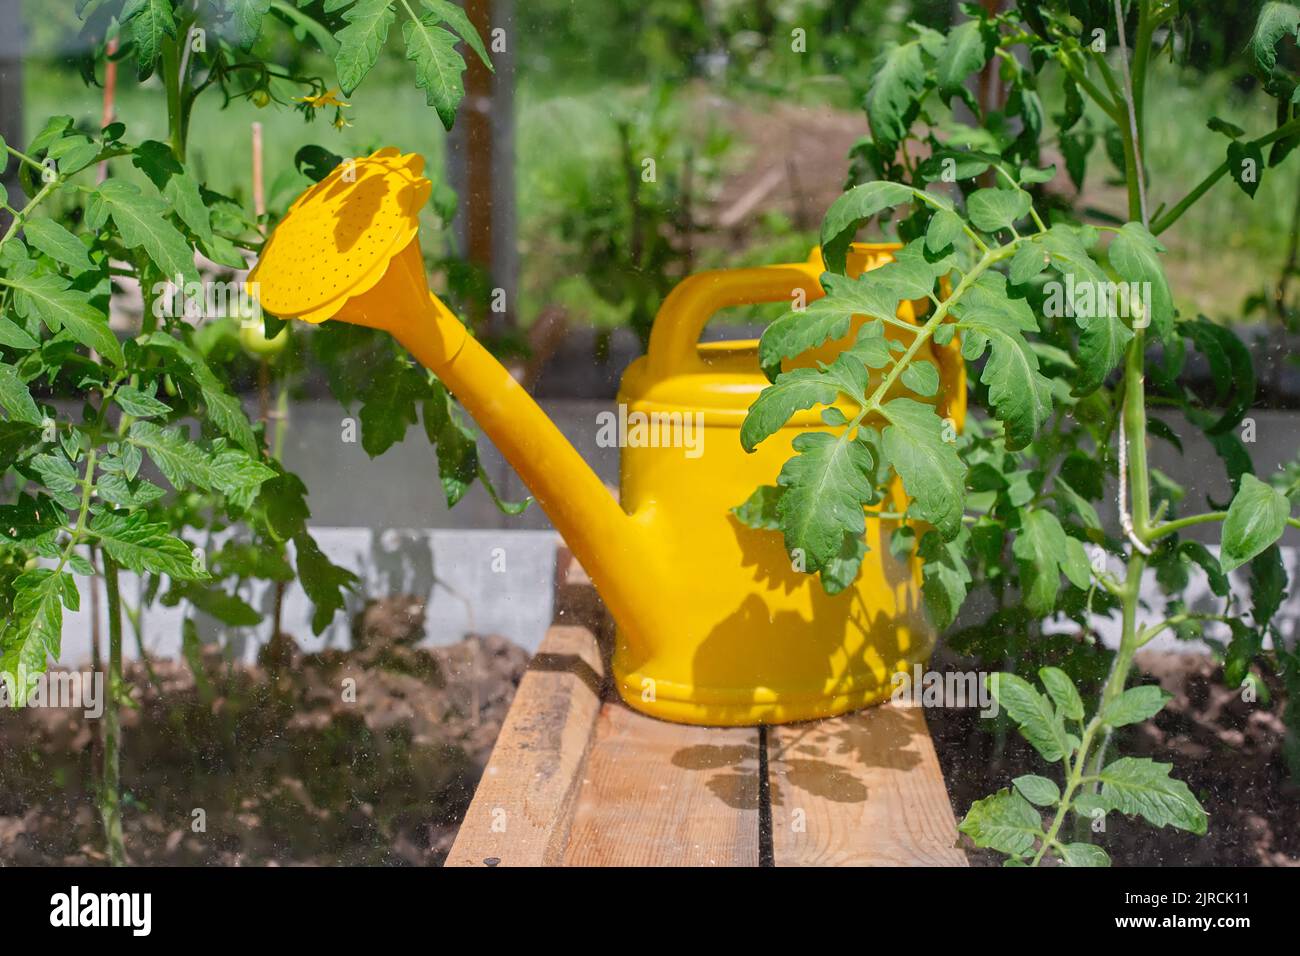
[101,555,126,867]
[163,39,185,161]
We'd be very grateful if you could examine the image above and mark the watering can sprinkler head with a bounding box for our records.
[247,147,465,359]
[248,146,658,661]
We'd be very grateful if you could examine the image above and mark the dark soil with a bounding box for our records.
[3,598,1296,866]
[0,596,529,866]
[929,650,1300,866]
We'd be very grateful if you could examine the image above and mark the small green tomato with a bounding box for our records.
[239,314,289,360]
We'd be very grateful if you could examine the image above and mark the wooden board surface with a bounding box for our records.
[766,702,967,866]
[444,623,606,867]
[451,542,965,868]
[563,702,763,867]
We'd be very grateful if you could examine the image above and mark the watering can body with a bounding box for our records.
[248,149,964,727]
[611,246,965,724]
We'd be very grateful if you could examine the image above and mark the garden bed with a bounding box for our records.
[0,598,528,866]
[3,608,1296,866]
[930,651,1300,867]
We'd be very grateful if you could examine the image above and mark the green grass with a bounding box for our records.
[22,55,451,217]
[16,29,1296,335]
[1052,64,1297,323]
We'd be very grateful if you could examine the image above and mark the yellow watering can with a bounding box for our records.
[248,148,965,727]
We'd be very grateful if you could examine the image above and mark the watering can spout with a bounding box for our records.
[247,149,660,656]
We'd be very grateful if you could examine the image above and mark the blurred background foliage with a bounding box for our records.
[12,0,1299,345]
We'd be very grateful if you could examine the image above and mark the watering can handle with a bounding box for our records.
[644,248,967,429]
[645,257,826,379]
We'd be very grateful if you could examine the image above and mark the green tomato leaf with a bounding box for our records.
[138,334,257,452]
[1018,164,1056,185]
[1059,842,1110,867]
[1012,774,1061,807]
[926,208,965,253]
[128,421,274,505]
[731,485,783,531]
[918,527,972,629]
[0,364,43,425]
[1039,225,1132,395]
[90,511,208,581]
[954,276,1051,450]
[91,180,197,284]
[1249,2,1300,74]
[4,272,123,366]
[966,188,1031,233]
[231,0,272,49]
[1012,509,1070,615]
[741,367,841,453]
[358,360,428,457]
[113,385,170,419]
[121,0,176,79]
[880,397,965,539]
[901,360,939,396]
[1008,239,1049,285]
[936,18,993,104]
[775,431,876,574]
[1100,684,1172,728]
[958,788,1043,857]
[164,581,262,626]
[756,272,896,379]
[1054,476,1102,532]
[0,493,65,547]
[1062,536,1093,589]
[404,15,467,130]
[1,568,78,699]
[820,180,916,274]
[260,470,311,541]
[423,380,479,507]
[1226,140,1265,198]
[988,671,1072,762]
[1249,544,1286,630]
[820,533,867,595]
[422,0,493,68]
[95,473,166,508]
[22,218,94,274]
[0,315,39,350]
[1097,757,1208,834]
[1220,473,1290,572]
[1039,666,1084,722]
[335,0,397,94]
[863,40,927,151]
[1206,116,1246,139]
[293,530,359,635]
[1108,223,1173,340]
[130,142,213,243]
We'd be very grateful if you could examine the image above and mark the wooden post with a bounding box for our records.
[0,0,25,232]
[446,0,517,341]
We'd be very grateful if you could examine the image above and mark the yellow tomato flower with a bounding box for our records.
[293,88,351,110]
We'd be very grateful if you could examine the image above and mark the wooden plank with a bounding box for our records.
[563,703,762,867]
[767,703,968,867]
[444,623,605,867]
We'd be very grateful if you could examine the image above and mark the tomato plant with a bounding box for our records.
[735,0,1300,864]
[0,0,495,865]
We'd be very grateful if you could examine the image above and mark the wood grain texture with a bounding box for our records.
[444,623,606,867]
[767,703,968,867]
[564,702,762,866]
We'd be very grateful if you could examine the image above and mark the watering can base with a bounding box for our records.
[611,639,935,727]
